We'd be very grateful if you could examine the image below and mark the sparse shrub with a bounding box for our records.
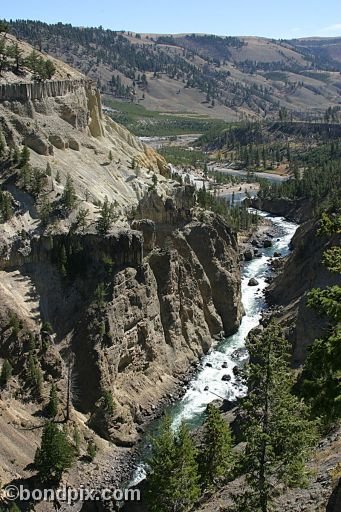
[101,390,115,415]
[86,439,97,461]
[94,283,106,308]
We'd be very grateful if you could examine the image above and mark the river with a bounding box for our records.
[128,211,298,487]
[209,165,289,184]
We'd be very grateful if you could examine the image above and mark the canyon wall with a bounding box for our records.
[0,79,89,102]
[267,219,341,365]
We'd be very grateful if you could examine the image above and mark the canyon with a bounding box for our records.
[0,36,244,500]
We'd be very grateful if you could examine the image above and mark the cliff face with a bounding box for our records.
[267,219,341,365]
[0,209,242,448]
[72,211,242,445]
[0,76,168,218]
[251,197,313,223]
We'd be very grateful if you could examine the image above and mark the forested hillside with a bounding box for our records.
[5,20,341,122]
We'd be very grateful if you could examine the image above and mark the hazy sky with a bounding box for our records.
[2,0,341,39]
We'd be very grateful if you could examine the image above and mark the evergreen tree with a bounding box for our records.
[0,190,13,222]
[19,145,30,167]
[147,416,177,512]
[46,382,58,418]
[101,389,115,415]
[199,404,233,490]
[27,353,43,398]
[62,173,76,210]
[38,195,52,225]
[237,322,317,512]
[171,422,200,511]
[96,196,117,234]
[301,211,341,425]
[45,59,56,79]
[34,422,74,483]
[7,42,24,72]
[74,207,89,231]
[147,417,200,512]
[0,359,13,387]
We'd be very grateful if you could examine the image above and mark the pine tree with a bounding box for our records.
[19,145,30,167]
[96,196,117,235]
[45,60,56,79]
[46,383,58,418]
[147,417,200,512]
[62,173,76,210]
[27,354,43,398]
[34,422,74,483]
[0,190,13,222]
[38,195,52,225]
[301,211,341,425]
[238,322,317,512]
[171,422,200,511]
[199,404,234,490]
[147,416,177,512]
[0,359,13,387]
[101,389,115,415]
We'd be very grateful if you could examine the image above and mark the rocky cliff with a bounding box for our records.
[250,196,313,223]
[0,206,242,452]
[267,218,341,365]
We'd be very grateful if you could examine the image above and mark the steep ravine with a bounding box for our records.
[125,212,298,497]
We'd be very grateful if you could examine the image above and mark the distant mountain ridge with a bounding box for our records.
[5,20,341,121]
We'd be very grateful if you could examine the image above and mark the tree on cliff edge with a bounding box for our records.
[96,196,117,235]
[301,210,341,425]
[235,322,317,512]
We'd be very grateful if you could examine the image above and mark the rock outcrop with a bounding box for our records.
[267,219,341,365]
[250,197,313,223]
[71,211,243,445]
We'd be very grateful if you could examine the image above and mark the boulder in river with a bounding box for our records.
[204,385,209,391]
[233,365,242,377]
[222,362,229,369]
[273,252,282,258]
[248,277,259,286]
[222,374,232,382]
[231,347,248,360]
[263,239,273,248]
[244,249,254,261]
[205,362,213,368]
[251,239,262,248]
